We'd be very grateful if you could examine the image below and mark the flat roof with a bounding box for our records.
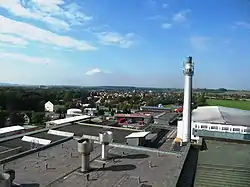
[0,126,24,134]
[141,106,172,110]
[194,139,250,187]
[0,146,9,153]
[0,129,65,153]
[125,131,150,139]
[115,113,152,118]
[0,123,140,160]
[47,115,91,125]
[59,123,139,143]
[3,139,187,187]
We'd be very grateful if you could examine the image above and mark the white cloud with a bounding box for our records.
[29,0,65,12]
[96,32,136,48]
[0,51,53,65]
[0,15,96,51]
[0,42,26,49]
[146,0,157,5]
[0,0,92,31]
[162,3,168,8]
[0,53,69,85]
[85,68,107,76]
[161,23,172,29]
[235,21,250,30]
[147,15,166,20]
[0,34,28,46]
[189,35,210,51]
[173,9,191,23]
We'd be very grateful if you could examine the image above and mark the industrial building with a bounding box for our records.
[0,117,183,187]
[1,56,250,186]
[114,113,153,129]
[140,106,172,113]
[66,108,83,117]
[177,106,250,142]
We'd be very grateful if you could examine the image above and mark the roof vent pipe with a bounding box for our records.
[99,131,113,160]
[0,173,11,187]
[4,169,15,184]
[77,138,94,172]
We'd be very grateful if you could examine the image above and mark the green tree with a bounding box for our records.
[65,102,75,109]
[64,91,73,102]
[55,107,66,114]
[0,110,8,128]
[194,93,206,107]
[31,112,45,125]
[98,109,105,116]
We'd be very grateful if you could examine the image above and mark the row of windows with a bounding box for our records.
[194,124,250,133]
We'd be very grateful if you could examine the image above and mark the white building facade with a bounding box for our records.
[67,108,82,117]
[84,108,98,116]
[45,101,54,112]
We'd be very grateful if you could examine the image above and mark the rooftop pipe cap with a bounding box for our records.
[0,173,11,187]
[77,138,94,154]
[99,131,113,144]
[4,169,15,183]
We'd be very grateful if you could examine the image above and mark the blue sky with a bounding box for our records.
[0,0,250,89]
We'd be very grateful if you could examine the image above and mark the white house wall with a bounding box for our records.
[45,101,54,112]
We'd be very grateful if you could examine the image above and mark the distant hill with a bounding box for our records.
[0,83,20,86]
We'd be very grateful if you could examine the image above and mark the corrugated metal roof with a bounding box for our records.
[0,126,24,134]
[194,140,250,187]
[125,131,150,138]
[46,115,91,125]
[21,135,51,145]
[192,106,250,126]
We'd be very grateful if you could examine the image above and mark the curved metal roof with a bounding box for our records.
[192,106,250,126]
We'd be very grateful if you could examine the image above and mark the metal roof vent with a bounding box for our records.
[0,172,11,187]
[99,131,113,160]
[77,138,94,173]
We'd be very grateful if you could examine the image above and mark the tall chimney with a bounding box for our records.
[77,139,93,172]
[182,56,194,143]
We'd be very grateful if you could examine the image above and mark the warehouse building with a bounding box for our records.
[177,106,250,142]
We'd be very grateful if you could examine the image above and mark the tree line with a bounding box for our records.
[0,87,89,128]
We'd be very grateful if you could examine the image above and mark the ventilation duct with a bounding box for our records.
[0,173,11,187]
[99,131,113,160]
[77,138,94,172]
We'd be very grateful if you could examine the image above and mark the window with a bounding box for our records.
[244,129,250,133]
[233,128,240,132]
[222,127,229,131]
[201,125,208,129]
[210,126,218,130]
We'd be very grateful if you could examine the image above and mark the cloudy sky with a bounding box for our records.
[0,0,250,89]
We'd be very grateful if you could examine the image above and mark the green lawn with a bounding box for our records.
[164,104,173,108]
[206,99,250,110]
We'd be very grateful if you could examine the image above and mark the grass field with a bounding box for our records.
[164,104,173,108]
[206,99,250,110]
